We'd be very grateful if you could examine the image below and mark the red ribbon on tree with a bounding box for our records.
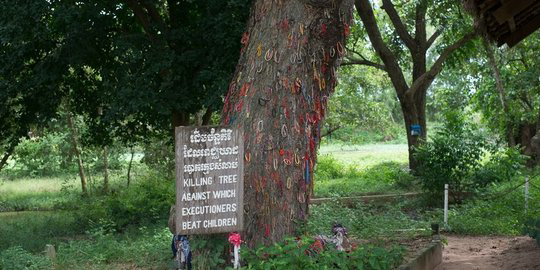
[228,232,242,247]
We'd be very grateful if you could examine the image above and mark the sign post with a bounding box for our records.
[175,126,244,235]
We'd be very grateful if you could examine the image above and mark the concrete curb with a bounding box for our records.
[397,241,442,270]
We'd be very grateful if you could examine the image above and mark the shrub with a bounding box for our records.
[414,111,487,204]
[473,146,526,188]
[316,155,348,180]
[241,236,404,270]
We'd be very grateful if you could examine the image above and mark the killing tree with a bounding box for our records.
[223,0,354,245]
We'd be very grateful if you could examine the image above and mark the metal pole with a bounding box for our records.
[525,176,529,212]
[444,184,448,228]
[234,245,240,269]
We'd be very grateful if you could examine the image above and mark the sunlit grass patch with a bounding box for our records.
[314,154,415,197]
[318,143,408,169]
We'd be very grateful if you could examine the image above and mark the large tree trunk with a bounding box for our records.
[400,97,426,171]
[222,0,354,246]
[67,112,88,195]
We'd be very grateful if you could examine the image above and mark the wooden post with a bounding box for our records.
[45,244,56,260]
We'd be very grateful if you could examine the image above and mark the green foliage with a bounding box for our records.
[415,111,488,203]
[325,64,404,144]
[323,126,406,145]
[141,137,175,177]
[241,236,404,270]
[315,156,415,197]
[12,133,71,177]
[0,0,251,149]
[415,111,527,205]
[5,118,128,178]
[75,171,175,231]
[473,147,526,187]
[470,31,540,148]
[190,235,228,270]
[0,246,52,270]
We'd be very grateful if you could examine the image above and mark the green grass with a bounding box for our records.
[315,161,416,197]
[307,200,431,242]
[318,143,408,169]
[0,219,172,270]
[0,177,80,211]
[0,167,149,212]
[424,175,540,236]
[0,211,83,252]
[53,225,172,269]
[315,143,411,197]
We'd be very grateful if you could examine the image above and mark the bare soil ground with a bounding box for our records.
[435,235,540,270]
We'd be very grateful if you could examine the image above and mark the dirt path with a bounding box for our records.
[435,235,540,270]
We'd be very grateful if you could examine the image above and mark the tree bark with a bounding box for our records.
[483,37,516,147]
[66,112,88,195]
[223,0,354,246]
[102,146,110,193]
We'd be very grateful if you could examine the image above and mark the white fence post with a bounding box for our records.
[444,184,448,228]
[525,176,529,212]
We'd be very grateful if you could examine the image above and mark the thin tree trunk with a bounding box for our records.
[483,38,516,147]
[223,0,354,246]
[202,108,213,126]
[0,143,16,172]
[127,147,134,187]
[86,163,94,193]
[66,112,88,195]
[102,146,110,193]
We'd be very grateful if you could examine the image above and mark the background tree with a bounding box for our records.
[348,0,476,170]
[223,0,354,245]
[0,0,250,169]
[471,31,540,164]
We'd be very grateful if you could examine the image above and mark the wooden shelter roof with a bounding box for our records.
[465,0,540,47]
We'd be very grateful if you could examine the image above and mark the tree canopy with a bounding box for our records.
[0,0,251,149]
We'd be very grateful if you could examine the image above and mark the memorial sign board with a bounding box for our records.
[175,126,244,235]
